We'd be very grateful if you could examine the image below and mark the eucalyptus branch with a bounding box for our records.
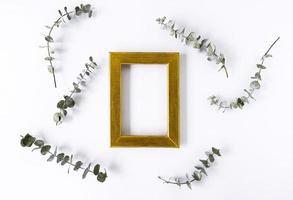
[158,147,221,189]
[41,4,93,88]
[208,37,280,111]
[156,17,229,78]
[20,133,107,182]
[53,56,99,125]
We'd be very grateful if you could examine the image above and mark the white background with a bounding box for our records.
[1,0,292,199]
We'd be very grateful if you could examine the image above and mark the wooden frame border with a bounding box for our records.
[110,52,179,147]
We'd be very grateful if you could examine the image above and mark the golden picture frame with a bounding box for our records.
[110,52,179,148]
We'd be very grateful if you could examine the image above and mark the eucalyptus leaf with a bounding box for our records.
[75,6,82,16]
[40,145,51,155]
[88,10,93,18]
[74,161,83,171]
[53,112,63,125]
[93,164,100,175]
[82,163,91,179]
[257,64,266,69]
[47,154,55,162]
[82,4,91,13]
[61,155,69,165]
[192,171,202,181]
[212,147,221,156]
[195,166,207,176]
[57,153,65,163]
[45,36,53,42]
[57,100,66,109]
[250,81,261,90]
[64,97,75,108]
[62,109,67,116]
[20,134,36,147]
[186,181,192,189]
[45,56,54,61]
[199,159,210,168]
[97,171,107,182]
[237,98,245,109]
[75,88,81,93]
[48,66,54,73]
[265,54,272,58]
[208,154,215,162]
[68,155,73,173]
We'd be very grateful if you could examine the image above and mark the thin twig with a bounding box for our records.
[46,11,74,88]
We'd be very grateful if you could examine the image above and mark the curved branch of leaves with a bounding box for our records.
[20,134,107,182]
[156,17,229,78]
[158,147,221,189]
[41,4,93,88]
[53,56,99,125]
[208,37,280,111]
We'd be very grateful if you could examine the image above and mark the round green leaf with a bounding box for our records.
[250,81,261,90]
[20,134,36,147]
[74,161,83,171]
[65,97,75,108]
[208,154,215,162]
[57,153,65,163]
[61,155,69,165]
[34,140,44,147]
[57,100,66,109]
[93,164,100,175]
[53,113,63,125]
[41,145,51,155]
[97,171,107,182]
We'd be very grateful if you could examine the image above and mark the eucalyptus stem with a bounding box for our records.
[156,17,229,78]
[47,151,94,174]
[262,36,280,61]
[53,56,99,125]
[20,133,107,182]
[46,11,74,88]
[209,37,280,111]
[158,148,221,189]
[42,4,93,88]
[158,175,199,185]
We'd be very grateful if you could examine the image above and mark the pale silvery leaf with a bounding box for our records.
[257,64,266,69]
[200,39,208,48]
[264,54,272,58]
[53,112,63,125]
[230,102,238,109]
[48,66,54,73]
[241,96,249,103]
[166,20,175,29]
[47,154,55,162]
[193,41,200,49]
[207,45,214,56]
[185,32,196,44]
[250,81,261,90]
